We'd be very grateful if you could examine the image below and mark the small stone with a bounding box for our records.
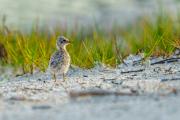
[83,75,88,77]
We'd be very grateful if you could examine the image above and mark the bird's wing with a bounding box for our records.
[49,51,63,68]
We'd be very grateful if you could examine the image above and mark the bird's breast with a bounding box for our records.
[61,51,70,74]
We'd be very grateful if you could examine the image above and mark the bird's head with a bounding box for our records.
[56,36,70,49]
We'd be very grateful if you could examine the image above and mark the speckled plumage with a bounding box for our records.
[49,47,70,74]
[49,36,71,80]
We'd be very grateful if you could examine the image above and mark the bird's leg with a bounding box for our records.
[63,73,66,81]
[53,73,57,82]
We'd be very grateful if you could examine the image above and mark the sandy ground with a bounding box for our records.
[0,53,180,120]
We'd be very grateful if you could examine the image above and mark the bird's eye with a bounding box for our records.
[63,40,66,42]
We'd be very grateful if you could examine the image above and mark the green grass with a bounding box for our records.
[0,13,179,74]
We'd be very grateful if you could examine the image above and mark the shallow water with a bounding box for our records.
[0,0,180,30]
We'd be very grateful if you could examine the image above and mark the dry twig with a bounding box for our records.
[69,89,138,98]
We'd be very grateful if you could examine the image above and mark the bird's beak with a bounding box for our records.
[67,41,71,44]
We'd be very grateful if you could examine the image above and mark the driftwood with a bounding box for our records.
[161,78,180,82]
[121,69,145,74]
[151,57,180,65]
[69,89,138,98]
[32,105,51,110]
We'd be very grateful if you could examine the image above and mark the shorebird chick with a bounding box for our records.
[49,36,71,81]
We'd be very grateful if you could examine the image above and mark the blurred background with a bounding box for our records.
[0,0,180,30]
[0,0,180,73]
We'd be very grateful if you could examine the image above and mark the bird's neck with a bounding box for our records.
[58,45,67,52]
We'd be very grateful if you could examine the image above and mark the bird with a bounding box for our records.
[48,36,71,81]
